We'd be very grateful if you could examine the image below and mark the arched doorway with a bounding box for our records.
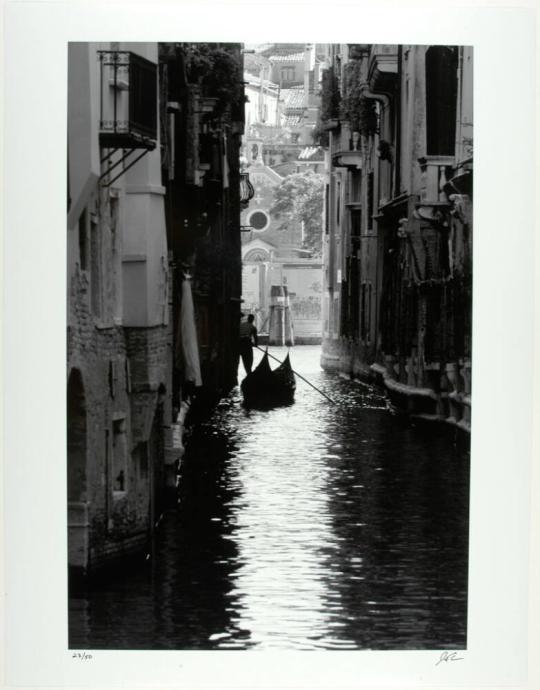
[67,368,87,502]
[67,368,88,570]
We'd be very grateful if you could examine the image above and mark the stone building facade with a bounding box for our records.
[240,44,325,342]
[319,44,473,431]
[159,43,246,411]
[67,43,173,573]
[67,42,247,575]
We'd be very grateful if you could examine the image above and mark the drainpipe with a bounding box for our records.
[360,87,391,361]
[259,64,265,122]
[456,46,463,164]
[360,86,391,140]
[395,45,402,194]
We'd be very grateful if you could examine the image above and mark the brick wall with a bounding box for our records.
[68,264,170,571]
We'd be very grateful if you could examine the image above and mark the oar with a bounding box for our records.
[255,345,337,405]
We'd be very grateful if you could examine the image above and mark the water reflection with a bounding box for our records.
[227,403,337,648]
[69,346,469,650]
[317,409,469,649]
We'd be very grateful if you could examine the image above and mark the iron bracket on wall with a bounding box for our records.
[99,148,152,188]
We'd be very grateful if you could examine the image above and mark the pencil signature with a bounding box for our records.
[436,651,464,666]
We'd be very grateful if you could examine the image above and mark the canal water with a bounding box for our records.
[69,346,470,651]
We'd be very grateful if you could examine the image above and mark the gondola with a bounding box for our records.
[241,350,296,408]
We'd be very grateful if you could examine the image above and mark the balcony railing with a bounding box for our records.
[98,51,157,150]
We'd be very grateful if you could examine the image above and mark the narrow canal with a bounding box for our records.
[69,346,470,651]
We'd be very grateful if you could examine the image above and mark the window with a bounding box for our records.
[125,358,132,393]
[112,418,127,494]
[67,369,87,503]
[108,360,116,398]
[361,283,367,340]
[244,248,270,262]
[351,171,362,203]
[90,219,102,317]
[367,172,374,230]
[425,46,458,156]
[129,52,157,139]
[78,210,88,271]
[248,209,270,232]
[324,184,329,234]
[110,193,121,321]
[367,283,372,343]
[281,67,295,82]
[136,442,149,480]
[351,209,362,247]
[104,429,110,526]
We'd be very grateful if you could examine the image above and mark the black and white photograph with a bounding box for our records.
[67,41,472,651]
[2,2,538,690]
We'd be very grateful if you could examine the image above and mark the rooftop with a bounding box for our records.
[280,87,306,110]
[244,72,279,91]
[283,115,303,127]
[268,52,305,62]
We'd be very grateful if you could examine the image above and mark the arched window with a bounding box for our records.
[244,248,270,262]
[425,46,458,156]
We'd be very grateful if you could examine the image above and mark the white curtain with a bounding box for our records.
[177,277,202,387]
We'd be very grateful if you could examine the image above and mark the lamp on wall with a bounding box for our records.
[240,172,255,205]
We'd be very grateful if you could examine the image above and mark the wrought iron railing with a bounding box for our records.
[98,50,157,150]
[240,172,255,205]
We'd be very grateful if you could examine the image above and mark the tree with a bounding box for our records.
[270,170,324,257]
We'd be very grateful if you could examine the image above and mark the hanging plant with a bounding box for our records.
[311,119,329,147]
[319,66,341,123]
[311,65,342,148]
[340,60,378,136]
[377,139,392,162]
[182,44,213,82]
[358,96,378,136]
[181,44,243,116]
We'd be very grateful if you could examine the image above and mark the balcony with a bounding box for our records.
[332,128,363,169]
[332,150,362,170]
[367,45,398,93]
[240,172,255,206]
[98,51,158,150]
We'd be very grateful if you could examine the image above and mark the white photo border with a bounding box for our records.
[2,1,538,689]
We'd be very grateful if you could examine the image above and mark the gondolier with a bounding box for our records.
[239,314,258,374]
